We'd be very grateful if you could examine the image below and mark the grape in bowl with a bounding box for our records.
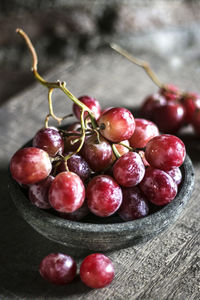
[8,137,194,251]
[8,30,195,252]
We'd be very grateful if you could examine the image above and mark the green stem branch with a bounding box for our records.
[112,144,121,159]
[110,43,164,89]
[16,28,97,129]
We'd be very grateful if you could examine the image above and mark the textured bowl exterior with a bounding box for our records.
[8,155,194,251]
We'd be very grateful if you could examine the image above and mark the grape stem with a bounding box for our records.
[118,142,145,153]
[110,43,164,89]
[64,109,86,162]
[112,144,121,159]
[45,88,74,127]
[16,28,97,130]
[118,142,134,151]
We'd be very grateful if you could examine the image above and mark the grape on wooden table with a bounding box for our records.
[80,253,114,289]
[39,253,77,285]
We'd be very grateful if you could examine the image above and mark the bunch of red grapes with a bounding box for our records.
[141,83,200,135]
[10,95,186,222]
[10,96,186,286]
[10,31,188,288]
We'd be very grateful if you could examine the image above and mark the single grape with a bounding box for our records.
[59,201,89,221]
[145,134,186,171]
[181,92,200,124]
[10,147,52,185]
[165,167,182,186]
[129,118,159,148]
[141,93,166,120]
[39,253,77,285]
[140,167,178,205]
[80,253,114,289]
[118,187,149,221]
[98,107,135,142]
[56,153,91,181]
[49,171,85,213]
[86,175,122,217]
[113,152,145,187]
[73,95,101,120]
[29,175,54,209]
[33,127,64,157]
[152,101,185,133]
[81,134,112,172]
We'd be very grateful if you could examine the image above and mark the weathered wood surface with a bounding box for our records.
[0,49,200,299]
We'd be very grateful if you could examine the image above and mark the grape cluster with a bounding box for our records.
[10,96,186,223]
[12,30,189,290]
[141,84,200,134]
[109,44,200,136]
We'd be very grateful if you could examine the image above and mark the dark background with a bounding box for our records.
[1,0,200,105]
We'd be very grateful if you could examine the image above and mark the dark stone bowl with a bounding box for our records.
[8,154,194,251]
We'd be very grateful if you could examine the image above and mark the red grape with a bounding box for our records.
[73,95,101,120]
[39,253,77,285]
[33,127,64,157]
[29,175,54,209]
[140,167,178,205]
[152,101,185,133]
[141,93,166,120]
[113,152,145,187]
[80,253,114,289]
[56,153,91,181]
[81,135,112,172]
[87,175,122,217]
[10,147,52,185]
[49,172,85,213]
[145,134,186,171]
[98,107,135,142]
[118,187,149,221]
[129,118,159,148]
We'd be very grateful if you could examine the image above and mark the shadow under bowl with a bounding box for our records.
[8,154,194,251]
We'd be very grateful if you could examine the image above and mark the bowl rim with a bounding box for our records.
[8,154,195,234]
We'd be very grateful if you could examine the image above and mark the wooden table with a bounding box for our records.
[0,49,199,299]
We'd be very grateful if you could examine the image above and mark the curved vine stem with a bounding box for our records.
[45,88,74,127]
[118,142,134,151]
[46,88,63,126]
[64,109,86,162]
[16,28,97,130]
[110,43,164,89]
[112,144,121,159]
